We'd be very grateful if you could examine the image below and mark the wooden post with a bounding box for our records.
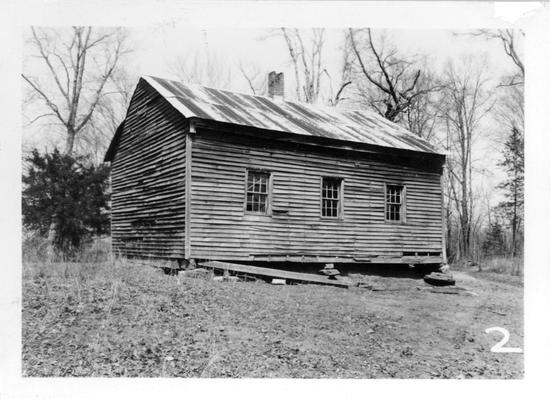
[185,120,194,260]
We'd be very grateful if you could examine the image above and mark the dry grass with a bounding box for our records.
[450,256,524,288]
[22,232,112,264]
[479,257,523,276]
[22,259,523,378]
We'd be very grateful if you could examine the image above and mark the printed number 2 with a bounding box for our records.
[485,327,523,353]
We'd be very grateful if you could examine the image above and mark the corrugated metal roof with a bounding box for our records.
[143,75,441,154]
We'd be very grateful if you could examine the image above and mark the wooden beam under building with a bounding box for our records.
[200,261,350,289]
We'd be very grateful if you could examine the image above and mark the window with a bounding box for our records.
[385,184,404,222]
[246,171,270,213]
[322,178,342,218]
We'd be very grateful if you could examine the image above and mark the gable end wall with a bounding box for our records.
[110,80,186,259]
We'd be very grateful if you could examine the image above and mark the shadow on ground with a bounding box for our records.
[219,261,439,280]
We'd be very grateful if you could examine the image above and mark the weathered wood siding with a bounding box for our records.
[110,81,186,259]
[189,129,443,262]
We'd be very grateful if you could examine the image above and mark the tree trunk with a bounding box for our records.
[511,178,518,257]
[461,133,470,260]
[46,215,57,262]
[65,126,76,156]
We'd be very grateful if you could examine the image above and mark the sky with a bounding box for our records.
[130,27,515,93]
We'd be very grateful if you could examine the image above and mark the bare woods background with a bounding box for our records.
[21,27,523,274]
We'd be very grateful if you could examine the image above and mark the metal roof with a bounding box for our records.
[143,75,440,154]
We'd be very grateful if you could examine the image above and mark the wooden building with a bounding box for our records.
[105,74,446,268]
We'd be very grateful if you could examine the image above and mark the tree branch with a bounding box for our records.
[367,28,399,104]
[24,112,57,127]
[30,27,70,104]
[21,74,67,126]
[75,32,123,133]
[348,29,392,96]
[334,80,352,104]
[281,28,302,101]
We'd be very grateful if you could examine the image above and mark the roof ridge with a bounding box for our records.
[144,74,381,117]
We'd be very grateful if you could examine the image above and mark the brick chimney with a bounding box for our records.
[267,71,284,100]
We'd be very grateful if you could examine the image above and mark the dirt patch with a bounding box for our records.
[452,271,481,284]
[22,261,523,378]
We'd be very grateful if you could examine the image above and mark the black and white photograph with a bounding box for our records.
[2,0,550,397]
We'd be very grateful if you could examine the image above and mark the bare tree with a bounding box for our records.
[79,69,136,164]
[348,28,442,128]
[462,29,524,132]
[402,68,443,141]
[277,28,326,104]
[22,27,131,156]
[325,31,353,107]
[497,125,524,257]
[171,48,232,90]
[491,71,524,259]
[267,28,351,105]
[467,29,525,257]
[496,84,524,134]
[464,29,524,86]
[497,81,524,251]
[439,58,493,261]
[239,62,266,95]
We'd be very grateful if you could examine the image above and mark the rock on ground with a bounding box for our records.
[424,272,455,286]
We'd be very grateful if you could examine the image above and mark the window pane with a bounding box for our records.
[259,194,266,212]
[246,171,270,213]
[385,185,404,221]
[322,178,342,217]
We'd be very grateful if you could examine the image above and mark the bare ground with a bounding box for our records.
[22,261,523,378]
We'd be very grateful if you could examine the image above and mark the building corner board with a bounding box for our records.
[184,120,194,260]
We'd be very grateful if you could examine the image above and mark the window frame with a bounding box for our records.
[384,183,406,223]
[244,169,272,216]
[320,177,344,220]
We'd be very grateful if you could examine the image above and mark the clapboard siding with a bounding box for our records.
[189,129,443,261]
[110,81,186,259]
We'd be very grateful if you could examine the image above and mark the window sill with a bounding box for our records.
[384,220,406,225]
[320,217,345,222]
